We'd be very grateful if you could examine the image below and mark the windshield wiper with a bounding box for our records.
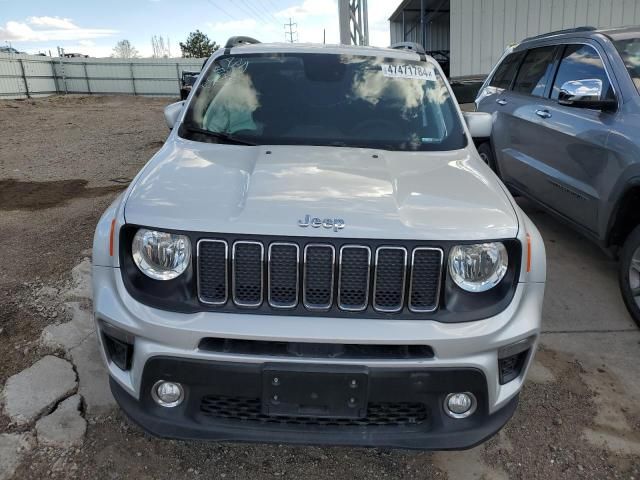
[182,125,257,146]
[326,141,395,150]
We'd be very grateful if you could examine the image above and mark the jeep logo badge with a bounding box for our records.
[298,214,345,232]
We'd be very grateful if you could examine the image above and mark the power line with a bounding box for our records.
[205,0,289,40]
[206,0,241,21]
[263,0,280,12]
[253,2,281,25]
[284,17,298,43]
[235,0,278,28]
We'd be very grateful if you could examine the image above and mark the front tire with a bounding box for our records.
[619,225,640,328]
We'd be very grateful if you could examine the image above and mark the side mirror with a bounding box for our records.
[164,101,184,130]
[463,112,492,138]
[558,79,617,111]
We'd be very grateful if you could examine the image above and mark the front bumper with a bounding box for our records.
[111,357,519,450]
[93,265,544,449]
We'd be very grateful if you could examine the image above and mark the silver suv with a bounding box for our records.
[476,26,640,327]
[92,37,546,449]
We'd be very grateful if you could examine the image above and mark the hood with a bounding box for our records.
[124,139,518,240]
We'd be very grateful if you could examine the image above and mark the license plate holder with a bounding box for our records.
[261,364,368,419]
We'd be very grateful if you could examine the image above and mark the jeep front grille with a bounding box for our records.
[197,238,443,315]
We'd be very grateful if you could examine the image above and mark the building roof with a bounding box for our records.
[389,0,450,22]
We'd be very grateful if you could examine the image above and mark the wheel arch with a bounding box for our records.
[607,180,640,251]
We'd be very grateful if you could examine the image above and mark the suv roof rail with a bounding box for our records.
[522,26,597,43]
[389,42,426,55]
[224,36,261,49]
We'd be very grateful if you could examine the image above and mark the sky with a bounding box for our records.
[0,0,400,57]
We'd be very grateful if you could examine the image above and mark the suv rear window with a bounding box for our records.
[181,53,467,152]
[512,46,557,97]
[489,51,525,89]
[614,38,640,94]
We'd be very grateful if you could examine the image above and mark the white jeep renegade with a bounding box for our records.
[92,37,546,450]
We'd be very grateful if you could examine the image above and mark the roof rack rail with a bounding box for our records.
[522,26,596,43]
[389,42,426,55]
[224,36,261,49]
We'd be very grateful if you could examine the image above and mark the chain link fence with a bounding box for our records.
[0,53,206,99]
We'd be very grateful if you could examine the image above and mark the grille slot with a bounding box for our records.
[197,240,228,305]
[232,241,264,307]
[338,246,371,311]
[303,244,335,310]
[409,248,444,312]
[200,395,428,427]
[268,243,299,308]
[373,247,408,312]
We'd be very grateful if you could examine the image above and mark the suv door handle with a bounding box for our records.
[496,99,508,106]
[536,109,552,119]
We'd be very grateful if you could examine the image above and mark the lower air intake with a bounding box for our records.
[200,396,429,427]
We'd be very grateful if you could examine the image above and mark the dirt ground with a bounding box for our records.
[1,96,639,480]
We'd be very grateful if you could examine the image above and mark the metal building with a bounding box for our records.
[389,0,640,78]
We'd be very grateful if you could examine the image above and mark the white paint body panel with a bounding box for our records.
[124,141,518,241]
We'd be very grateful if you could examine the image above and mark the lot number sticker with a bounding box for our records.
[381,63,436,81]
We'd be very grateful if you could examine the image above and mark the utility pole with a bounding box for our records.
[284,17,298,43]
[338,0,369,46]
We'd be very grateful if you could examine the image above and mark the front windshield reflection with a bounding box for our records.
[182,53,466,152]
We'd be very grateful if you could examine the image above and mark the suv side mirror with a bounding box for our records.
[558,79,617,111]
[164,101,185,130]
[463,112,492,139]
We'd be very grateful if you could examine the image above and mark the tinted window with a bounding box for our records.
[513,46,557,97]
[551,44,614,100]
[181,53,467,151]
[614,38,640,94]
[490,51,525,89]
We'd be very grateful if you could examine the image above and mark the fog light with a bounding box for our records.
[444,392,477,419]
[152,381,184,407]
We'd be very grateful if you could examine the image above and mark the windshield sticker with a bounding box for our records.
[200,57,250,90]
[381,63,436,82]
[214,57,249,77]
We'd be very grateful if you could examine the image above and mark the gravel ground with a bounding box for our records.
[1,95,639,480]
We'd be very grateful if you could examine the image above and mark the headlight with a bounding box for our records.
[449,242,508,292]
[132,229,191,280]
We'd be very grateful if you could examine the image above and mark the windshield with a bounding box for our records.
[180,53,466,151]
[614,38,640,94]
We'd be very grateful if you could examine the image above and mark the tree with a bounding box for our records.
[112,40,139,59]
[151,35,172,58]
[179,30,218,58]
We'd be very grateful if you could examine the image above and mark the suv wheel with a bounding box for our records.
[477,142,497,173]
[619,225,640,328]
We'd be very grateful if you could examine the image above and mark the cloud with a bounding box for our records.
[275,0,337,19]
[207,18,258,32]
[0,16,117,42]
[27,16,77,30]
[366,0,396,47]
